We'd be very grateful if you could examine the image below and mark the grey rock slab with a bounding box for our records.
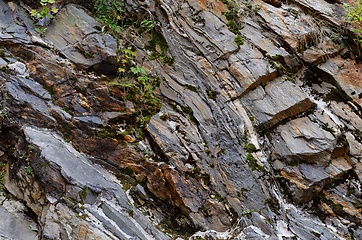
[0,1,30,43]
[74,115,104,126]
[23,126,130,207]
[294,0,345,26]
[198,11,238,57]
[241,20,290,58]
[346,132,362,158]
[7,61,28,77]
[45,4,117,71]
[287,206,345,240]
[257,1,317,51]
[241,78,314,129]
[0,206,38,240]
[0,58,7,67]
[101,203,152,240]
[272,116,336,165]
[329,101,362,131]
[23,126,170,239]
[5,76,55,122]
[229,47,278,95]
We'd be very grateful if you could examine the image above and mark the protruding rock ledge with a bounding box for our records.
[241,78,315,130]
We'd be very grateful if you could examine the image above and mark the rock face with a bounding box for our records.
[0,0,362,239]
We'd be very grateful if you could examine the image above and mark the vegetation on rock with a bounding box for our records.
[344,0,362,56]
[30,0,58,34]
[92,0,169,130]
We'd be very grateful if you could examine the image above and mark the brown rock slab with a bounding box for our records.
[319,56,362,107]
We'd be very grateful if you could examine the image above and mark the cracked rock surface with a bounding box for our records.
[0,0,362,239]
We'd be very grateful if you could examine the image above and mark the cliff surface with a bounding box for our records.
[0,0,362,239]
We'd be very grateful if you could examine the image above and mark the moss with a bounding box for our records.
[25,166,33,175]
[247,153,257,170]
[215,193,226,202]
[332,203,344,215]
[223,1,243,34]
[246,153,266,173]
[120,178,133,191]
[353,201,362,209]
[160,113,169,121]
[249,115,254,121]
[1,66,11,74]
[234,35,245,46]
[289,159,301,166]
[207,90,218,100]
[264,197,280,212]
[181,105,198,125]
[161,55,175,66]
[79,186,89,204]
[217,148,226,156]
[192,167,201,175]
[192,16,205,24]
[59,122,74,142]
[121,166,134,177]
[184,84,197,92]
[0,162,6,192]
[346,187,355,197]
[96,128,117,139]
[244,143,257,153]
[126,209,134,218]
[325,88,349,102]
[200,173,211,186]
[145,31,174,66]
[241,209,251,218]
[284,76,295,83]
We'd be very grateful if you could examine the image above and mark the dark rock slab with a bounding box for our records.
[0,1,30,44]
[45,4,117,73]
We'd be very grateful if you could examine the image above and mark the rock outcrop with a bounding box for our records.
[0,0,362,239]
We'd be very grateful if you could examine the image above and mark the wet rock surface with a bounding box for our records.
[0,0,361,239]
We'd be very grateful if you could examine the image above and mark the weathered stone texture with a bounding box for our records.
[0,0,362,239]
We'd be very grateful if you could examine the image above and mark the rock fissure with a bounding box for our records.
[1,0,362,239]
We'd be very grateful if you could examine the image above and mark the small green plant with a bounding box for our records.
[192,16,205,25]
[242,209,251,217]
[145,31,174,66]
[30,0,58,34]
[223,0,248,34]
[94,0,125,34]
[244,143,257,153]
[344,0,362,55]
[140,19,157,33]
[109,48,161,128]
[207,90,218,100]
[25,166,33,175]
[79,186,89,204]
[246,153,266,173]
[234,35,245,46]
